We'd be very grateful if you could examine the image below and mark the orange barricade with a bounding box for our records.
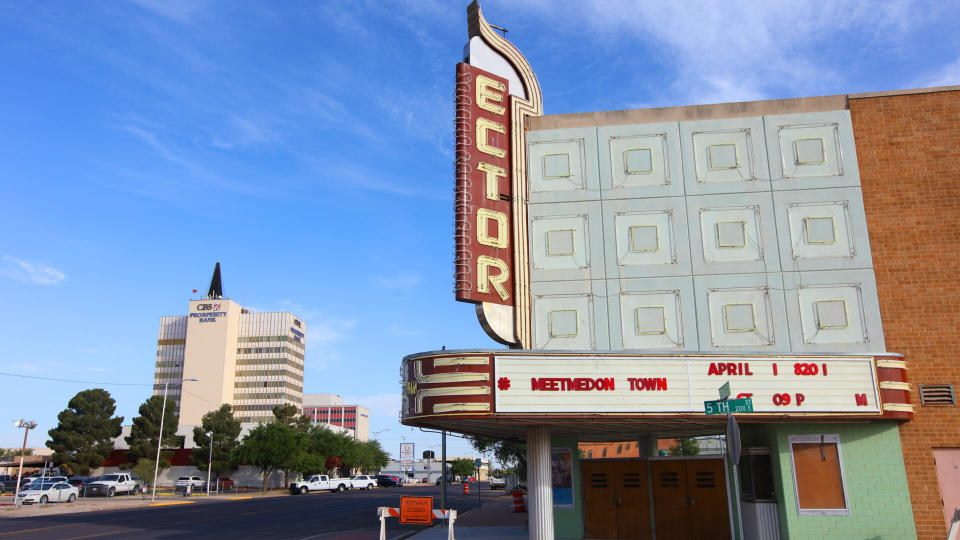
[512,489,526,512]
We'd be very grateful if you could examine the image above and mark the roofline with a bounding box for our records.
[527,85,959,131]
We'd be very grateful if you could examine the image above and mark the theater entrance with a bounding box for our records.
[583,458,730,540]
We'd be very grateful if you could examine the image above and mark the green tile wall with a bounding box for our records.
[757,422,917,540]
[553,435,585,539]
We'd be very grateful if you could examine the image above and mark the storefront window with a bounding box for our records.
[789,434,849,515]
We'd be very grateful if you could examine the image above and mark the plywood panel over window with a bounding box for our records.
[789,434,849,515]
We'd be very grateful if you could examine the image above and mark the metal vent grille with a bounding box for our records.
[919,384,956,405]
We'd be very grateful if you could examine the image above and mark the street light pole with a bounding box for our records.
[152,377,198,503]
[12,419,37,504]
[206,431,213,497]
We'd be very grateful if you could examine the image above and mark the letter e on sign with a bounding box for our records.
[400,496,434,525]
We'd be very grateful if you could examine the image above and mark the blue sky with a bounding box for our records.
[1,0,957,459]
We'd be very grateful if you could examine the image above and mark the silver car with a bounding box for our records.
[17,482,79,504]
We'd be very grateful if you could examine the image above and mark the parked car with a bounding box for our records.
[17,482,79,504]
[85,473,141,497]
[3,476,35,492]
[26,476,68,487]
[435,475,456,485]
[349,475,378,490]
[375,475,403,487]
[69,477,102,489]
[207,477,234,491]
[489,475,505,489]
[174,476,205,492]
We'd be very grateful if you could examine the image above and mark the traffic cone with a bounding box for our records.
[512,489,526,512]
[462,482,470,495]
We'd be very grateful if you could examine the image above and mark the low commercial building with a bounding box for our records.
[379,457,489,484]
[302,393,370,441]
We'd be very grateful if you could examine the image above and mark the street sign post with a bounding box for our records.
[718,381,731,401]
[704,397,753,415]
[726,414,741,463]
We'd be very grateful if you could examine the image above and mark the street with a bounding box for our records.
[0,484,504,539]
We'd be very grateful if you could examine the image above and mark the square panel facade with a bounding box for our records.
[527,110,884,354]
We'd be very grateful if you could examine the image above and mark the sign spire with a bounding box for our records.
[206,262,223,299]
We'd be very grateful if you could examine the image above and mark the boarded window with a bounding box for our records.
[790,435,848,515]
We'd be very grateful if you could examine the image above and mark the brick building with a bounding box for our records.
[849,87,960,538]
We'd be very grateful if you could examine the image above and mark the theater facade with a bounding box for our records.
[400,3,959,539]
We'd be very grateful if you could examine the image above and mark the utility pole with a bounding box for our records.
[441,430,447,515]
[12,419,37,505]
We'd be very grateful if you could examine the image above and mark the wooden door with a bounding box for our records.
[615,460,652,540]
[685,459,730,540]
[583,461,618,539]
[651,460,689,540]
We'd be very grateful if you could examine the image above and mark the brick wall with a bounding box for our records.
[850,89,960,539]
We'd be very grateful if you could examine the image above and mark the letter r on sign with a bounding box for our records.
[477,255,510,301]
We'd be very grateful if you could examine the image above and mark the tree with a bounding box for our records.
[124,395,184,471]
[190,404,242,478]
[46,389,124,475]
[669,437,700,456]
[132,458,158,490]
[0,448,33,458]
[450,458,475,479]
[235,422,302,492]
[469,436,527,480]
[271,404,301,426]
[360,440,390,473]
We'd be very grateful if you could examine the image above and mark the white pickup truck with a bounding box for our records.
[289,475,352,494]
[85,473,141,497]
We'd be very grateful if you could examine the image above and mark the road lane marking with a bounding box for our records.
[0,524,74,537]
[149,501,195,507]
[228,496,252,500]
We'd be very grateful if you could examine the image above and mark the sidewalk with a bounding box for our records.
[0,490,288,517]
[406,493,528,539]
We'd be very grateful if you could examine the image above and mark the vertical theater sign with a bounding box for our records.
[404,2,916,539]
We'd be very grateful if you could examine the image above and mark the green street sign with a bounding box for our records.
[704,398,754,416]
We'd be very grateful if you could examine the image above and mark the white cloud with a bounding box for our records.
[915,55,960,88]
[212,115,278,149]
[504,0,923,104]
[0,255,66,286]
[276,303,357,347]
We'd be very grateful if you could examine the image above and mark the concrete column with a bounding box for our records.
[526,425,554,540]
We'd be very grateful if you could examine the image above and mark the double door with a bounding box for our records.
[651,459,730,540]
[583,458,730,540]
